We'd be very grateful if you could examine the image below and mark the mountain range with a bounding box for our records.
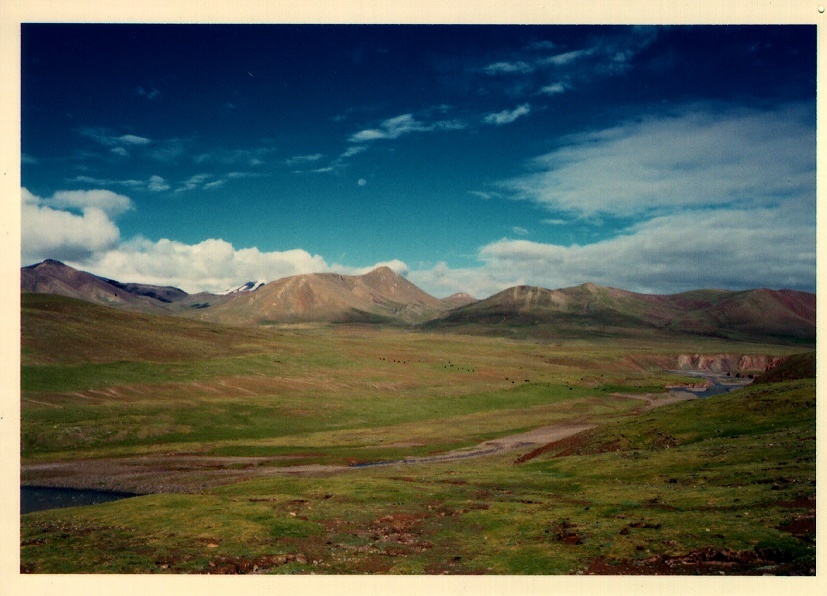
[20,259,815,343]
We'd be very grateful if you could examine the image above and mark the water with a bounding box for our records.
[21,486,137,514]
[668,370,751,399]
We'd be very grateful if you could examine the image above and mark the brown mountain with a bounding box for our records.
[21,259,178,314]
[427,283,815,344]
[439,292,477,310]
[190,266,446,325]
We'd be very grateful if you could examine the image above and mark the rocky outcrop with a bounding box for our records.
[675,354,783,373]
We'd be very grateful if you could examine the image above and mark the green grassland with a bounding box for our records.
[19,294,815,574]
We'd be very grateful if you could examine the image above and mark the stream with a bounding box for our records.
[21,486,138,515]
[667,370,752,398]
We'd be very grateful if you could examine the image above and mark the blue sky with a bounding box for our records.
[21,24,816,297]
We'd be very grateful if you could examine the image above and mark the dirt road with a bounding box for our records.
[21,423,596,494]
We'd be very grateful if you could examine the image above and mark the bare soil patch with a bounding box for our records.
[583,546,815,575]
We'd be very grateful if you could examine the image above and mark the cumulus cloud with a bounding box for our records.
[483,103,531,125]
[500,103,815,217]
[22,188,122,264]
[48,189,133,217]
[81,238,332,293]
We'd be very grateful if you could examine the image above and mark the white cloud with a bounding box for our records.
[147,175,170,192]
[511,226,529,236]
[408,262,500,300]
[70,238,416,294]
[483,61,532,75]
[468,190,502,201]
[409,205,815,298]
[348,112,465,146]
[176,173,215,192]
[49,189,133,217]
[539,82,567,95]
[500,103,815,217]
[81,238,332,293]
[21,188,121,264]
[286,153,324,166]
[80,127,152,148]
[71,174,169,193]
[341,146,367,158]
[110,147,129,157]
[528,40,556,51]
[350,128,387,142]
[539,49,593,66]
[118,134,151,146]
[350,113,430,143]
[483,103,531,126]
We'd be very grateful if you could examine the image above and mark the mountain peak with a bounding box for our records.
[364,265,401,278]
[26,259,69,270]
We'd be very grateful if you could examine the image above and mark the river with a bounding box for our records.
[668,370,752,398]
[21,486,138,515]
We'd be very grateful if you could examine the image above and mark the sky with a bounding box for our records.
[20,24,816,297]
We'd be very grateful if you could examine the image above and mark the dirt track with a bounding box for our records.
[21,422,597,495]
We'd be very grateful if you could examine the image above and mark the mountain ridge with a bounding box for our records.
[427,283,815,343]
[20,260,816,343]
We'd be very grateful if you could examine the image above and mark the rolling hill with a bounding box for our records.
[425,283,815,344]
[189,266,446,325]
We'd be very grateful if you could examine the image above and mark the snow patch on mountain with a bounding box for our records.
[221,280,267,295]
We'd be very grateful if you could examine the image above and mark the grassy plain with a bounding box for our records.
[19,294,815,574]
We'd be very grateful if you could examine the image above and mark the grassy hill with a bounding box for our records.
[21,292,286,365]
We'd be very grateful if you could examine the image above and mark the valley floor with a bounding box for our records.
[18,324,816,576]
